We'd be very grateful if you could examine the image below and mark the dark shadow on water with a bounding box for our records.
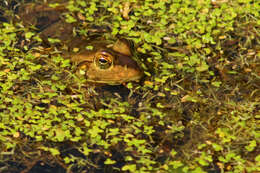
[101,85,130,98]
[28,162,66,173]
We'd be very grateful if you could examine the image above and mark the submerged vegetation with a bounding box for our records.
[0,0,259,172]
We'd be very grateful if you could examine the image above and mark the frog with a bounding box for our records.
[69,39,143,85]
[16,2,143,85]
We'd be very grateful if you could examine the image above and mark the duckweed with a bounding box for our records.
[0,0,259,172]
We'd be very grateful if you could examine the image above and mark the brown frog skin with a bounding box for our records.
[69,39,143,85]
[16,2,143,85]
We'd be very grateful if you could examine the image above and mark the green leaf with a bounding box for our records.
[196,61,209,72]
[245,140,257,152]
[49,148,60,156]
[104,158,116,165]
[212,81,222,87]
[86,45,94,50]
[25,32,35,39]
[48,38,61,44]
[169,160,183,169]
[255,155,260,162]
[55,128,66,142]
[212,143,223,151]
[65,14,77,23]
[88,126,103,138]
[122,164,136,172]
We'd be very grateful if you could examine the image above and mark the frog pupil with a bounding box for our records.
[99,57,108,64]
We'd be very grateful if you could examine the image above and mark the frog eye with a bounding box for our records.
[95,52,113,69]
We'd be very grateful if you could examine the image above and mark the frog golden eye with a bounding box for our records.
[95,52,113,69]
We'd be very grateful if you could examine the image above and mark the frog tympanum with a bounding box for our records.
[17,2,143,85]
